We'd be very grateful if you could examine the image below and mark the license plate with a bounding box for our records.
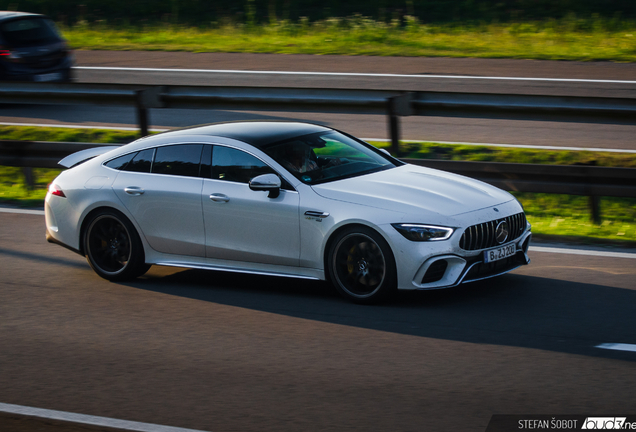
[34,72,61,82]
[484,244,517,263]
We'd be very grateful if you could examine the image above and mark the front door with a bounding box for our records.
[202,145,300,266]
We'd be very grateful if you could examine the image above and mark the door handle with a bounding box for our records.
[124,187,144,196]
[210,193,229,203]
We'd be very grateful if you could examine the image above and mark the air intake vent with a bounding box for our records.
[422,260,448,284]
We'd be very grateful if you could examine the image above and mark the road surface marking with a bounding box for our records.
[596,343,636,352]
[0,207,44,215]
[75,66,636,85]
[0,121,169,132]
[0,402,209,432]
[530,246,636,260]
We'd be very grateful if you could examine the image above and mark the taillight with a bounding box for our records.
[0,46,19,62]
[48,183,66,198]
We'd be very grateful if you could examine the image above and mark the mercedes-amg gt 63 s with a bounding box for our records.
[45,122,531,303]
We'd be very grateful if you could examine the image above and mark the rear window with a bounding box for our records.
[104,152,135,171]
[104,145,212,178]
[0,17,62,46]
[124,149,155,173]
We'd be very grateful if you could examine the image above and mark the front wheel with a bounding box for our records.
[327,227,397,304]
[83,209,149,281]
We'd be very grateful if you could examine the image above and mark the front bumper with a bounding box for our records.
[409,229,532,290]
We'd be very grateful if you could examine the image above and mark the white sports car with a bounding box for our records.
[45,122,531,303]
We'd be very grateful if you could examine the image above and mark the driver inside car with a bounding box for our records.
[281,142,319,173]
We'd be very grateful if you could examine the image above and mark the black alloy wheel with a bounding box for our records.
[84,209,149,281]
[328,226,397,304]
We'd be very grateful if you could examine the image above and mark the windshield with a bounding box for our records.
[0,17,62,47]
[263,131,400,185]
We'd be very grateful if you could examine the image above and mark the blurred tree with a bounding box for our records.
[0,0,633,24]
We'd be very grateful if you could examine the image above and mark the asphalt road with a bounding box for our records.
[1,211,635,432]
[1,51,635,149]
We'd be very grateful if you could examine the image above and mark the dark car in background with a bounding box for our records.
[0,11,73,82]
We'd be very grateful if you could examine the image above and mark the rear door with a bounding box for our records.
[111,144,209,257]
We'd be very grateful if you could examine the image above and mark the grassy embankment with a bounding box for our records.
[1,126,635,244]
[61,16,636,61]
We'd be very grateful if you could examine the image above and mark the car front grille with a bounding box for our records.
[459,212,527,251]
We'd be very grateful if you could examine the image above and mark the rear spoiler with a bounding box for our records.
[58,146,120,168]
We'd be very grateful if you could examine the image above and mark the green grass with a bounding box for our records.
[0,126,140,144]
[1,126,635,244]
[61,16,636,62]
[0,166,60,207]
[368,141,636,167]
[512,192,636,243]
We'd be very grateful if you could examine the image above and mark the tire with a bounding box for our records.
[327,226,397,304]
[83,209,150,281]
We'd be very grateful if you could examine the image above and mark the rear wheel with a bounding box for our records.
[327,226,397,304]
[83,209,149,281]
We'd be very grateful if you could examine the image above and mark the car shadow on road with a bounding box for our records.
[124,267,636,362]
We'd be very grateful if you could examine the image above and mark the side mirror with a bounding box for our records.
[379,148,391,156]
[249,173,281,199]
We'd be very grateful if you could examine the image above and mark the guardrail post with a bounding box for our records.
[135,87,164,138]
[135,98,149,138]
[386,93,413,157]
[22,167,34,191]
[589,195,601,225]
[387,103,400,156]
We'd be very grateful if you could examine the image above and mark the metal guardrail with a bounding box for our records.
[2,140,635,223]
[1,82,635,222]
[0,140,115,169]
[1,82,635,155]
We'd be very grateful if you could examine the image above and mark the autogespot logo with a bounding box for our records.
[582,417,630,429]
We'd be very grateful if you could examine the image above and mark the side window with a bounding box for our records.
[212,146,276,184]
[104,152,135,170]
[152,144,203,178]
[123,148,155,173]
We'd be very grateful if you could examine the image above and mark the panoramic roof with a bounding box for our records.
[166,121,332,148]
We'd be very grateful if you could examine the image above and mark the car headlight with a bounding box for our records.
[391,223,454,241]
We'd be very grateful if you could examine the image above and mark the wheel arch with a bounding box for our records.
[78,206,139,257]
[322,222,396,284]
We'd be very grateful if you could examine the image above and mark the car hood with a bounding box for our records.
[312,164,514,217]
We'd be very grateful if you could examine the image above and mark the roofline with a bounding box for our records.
[151,120,333,135]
